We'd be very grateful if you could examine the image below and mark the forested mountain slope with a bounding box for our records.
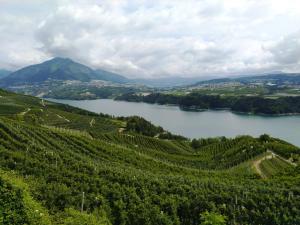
[0,58,129,87]
[0,89,299,225]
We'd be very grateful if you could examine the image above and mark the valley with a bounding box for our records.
[2,58,300,109]
[1,59,300,224]
[2,1,300,224]
[0,88,299,224]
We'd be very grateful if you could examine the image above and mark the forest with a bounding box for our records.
[116,92,300,115]
[0,88,299,225]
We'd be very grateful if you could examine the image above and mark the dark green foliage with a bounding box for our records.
[0,170,52,225]
[0,178,29,224]
[231,96,300,114]
[191,137,226,149]
[116,92,300,115]
[125,116,163,136]
[123,116,187,140]
[259,134,271,143]
[44,86,137,100]
[0,118,299,225]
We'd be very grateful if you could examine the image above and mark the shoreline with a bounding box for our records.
[45,97,300,117]
[179,106,300,117]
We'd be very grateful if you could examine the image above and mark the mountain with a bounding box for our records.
[0,88,299,224]
[237,73,300,84]
[94,68,130,83]
[0,57,209,88]
[190,73,300,86]
[133,76,214,87]
[0,69,11,78]
[0,57,95,86]
[0,57,129,87]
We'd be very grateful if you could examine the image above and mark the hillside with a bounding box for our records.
[132,76,212,88]
[94,69,130,84]
[191,73,300,87]
[0,69,11,79]
[0,89,299,224]
[0,58,129,87]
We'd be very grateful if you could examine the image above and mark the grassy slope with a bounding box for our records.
[0,170,52,225]
[0,89,300,224]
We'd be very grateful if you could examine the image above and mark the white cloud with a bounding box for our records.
[0,0,300,77]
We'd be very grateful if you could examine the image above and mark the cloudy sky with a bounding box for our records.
[1,0,300,78]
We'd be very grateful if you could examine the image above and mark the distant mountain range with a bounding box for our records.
[0,57,212,88]
[132,76,212,88]
[1,57,300,89]
[0,69,12,79]
[190,73,300,87]
[94,68,130,83]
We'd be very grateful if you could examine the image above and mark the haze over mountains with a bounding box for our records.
[0,57,207,88]
[189,73,300,88]
[1,57,300,89]
[0,69,11,79]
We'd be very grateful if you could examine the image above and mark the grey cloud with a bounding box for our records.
[1,0,300,77]
[269,31,300,65]
[33,3,248,78]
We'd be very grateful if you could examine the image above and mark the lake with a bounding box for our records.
[48,98,300,146]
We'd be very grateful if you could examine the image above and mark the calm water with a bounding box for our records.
[48,98,300,146]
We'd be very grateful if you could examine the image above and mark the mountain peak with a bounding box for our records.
[0,57,129,86]
[47,57,74,63]
[0,57,94,86]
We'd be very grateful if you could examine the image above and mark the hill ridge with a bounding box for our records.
[0,57,129,87]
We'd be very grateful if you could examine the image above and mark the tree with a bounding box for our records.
[191,139,201,149]
[200,211,227,225]
[259,134,271,143]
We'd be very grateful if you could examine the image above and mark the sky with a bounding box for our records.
[1,0,300,78]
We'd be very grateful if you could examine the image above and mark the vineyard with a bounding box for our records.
[0,89,299,225]
[258,155,295,178]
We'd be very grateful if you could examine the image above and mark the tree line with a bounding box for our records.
[116,92,300,115]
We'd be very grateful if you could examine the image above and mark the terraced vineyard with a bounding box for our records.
[0,89,299,225]
[258,154,295,178]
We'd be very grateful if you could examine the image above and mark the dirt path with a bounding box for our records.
[19,108,31,116]
[89,118,95,127]
[40,99,45,107]
[272,151,297,167]
[253,150,296,179]
[56,114,70,122]
[253,152,274,179]
[118,128,125,133]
